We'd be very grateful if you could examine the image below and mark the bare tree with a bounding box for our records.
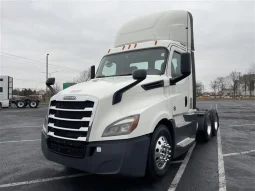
[240,74,249,96]
[245,63,255,97]
[196,81,204,96]
[227,71,239,98]
[210,80,218,98]
[217,77,226,96]
[74,68,91,83]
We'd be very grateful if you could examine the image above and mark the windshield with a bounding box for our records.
[96,48,168,78]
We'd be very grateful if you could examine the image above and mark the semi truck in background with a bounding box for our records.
[42,10,219,179]
[0,75,40,109]
[0,76,13,108]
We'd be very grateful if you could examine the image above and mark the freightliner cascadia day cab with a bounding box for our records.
[42,10,219,179]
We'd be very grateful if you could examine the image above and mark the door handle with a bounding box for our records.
[185,96,187,107]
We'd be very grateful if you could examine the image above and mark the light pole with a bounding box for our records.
[42,70,58,78]
[46,54,49,99]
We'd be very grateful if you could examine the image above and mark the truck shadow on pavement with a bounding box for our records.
[63,162,182,191]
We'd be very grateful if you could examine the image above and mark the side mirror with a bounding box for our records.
[132,69,147,81]
[46,78,55,86]
[46,78,56,95]
[90,65,95,79]
[180,52,191,77]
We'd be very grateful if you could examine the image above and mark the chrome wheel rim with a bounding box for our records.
[18,102,24,107]
[207,116,212,135]
[154,136,171,170]
[31,102,36,107]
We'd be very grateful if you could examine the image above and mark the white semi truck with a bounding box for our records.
[0,75,40,109]
[42,10,219,179]
[0,76,13,108]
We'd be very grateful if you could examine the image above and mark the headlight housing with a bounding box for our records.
[43,115,48,133]
[102,115,140,137]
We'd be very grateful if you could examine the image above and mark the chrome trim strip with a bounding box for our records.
[49,106,93,112]
[49,114,90,121]
[47,132,86,141]
[48,123,88,132]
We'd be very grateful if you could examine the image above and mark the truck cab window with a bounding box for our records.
[130,62,148,70]
[101,62,117,76]
[171,52,181,78]
[155,60,165,71]
[96,48,168,77]
[0,87,3,92]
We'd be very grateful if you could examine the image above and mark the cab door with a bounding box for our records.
[167,46,190,116]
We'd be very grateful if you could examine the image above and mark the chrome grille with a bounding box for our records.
[47,98,97,143]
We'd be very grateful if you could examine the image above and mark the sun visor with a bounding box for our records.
[114,10,194,51]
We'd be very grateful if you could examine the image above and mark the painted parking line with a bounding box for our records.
[0,139,40,144]
[223,149,255,157]
[0,126,41,130]
[217,129,227,191]
[230,124,255,127]
[168,143,196,191]
[0,173,88,188]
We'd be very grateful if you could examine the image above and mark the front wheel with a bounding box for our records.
[146,124,172,180]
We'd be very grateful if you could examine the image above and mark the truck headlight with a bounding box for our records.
[102,115,140,137]
[43,115,48,133]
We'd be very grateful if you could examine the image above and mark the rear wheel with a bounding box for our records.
[146,124,172,180]
[211,110,219,136]
[17,100,25,108]
[29,101,38,108]
[196,111,213,142]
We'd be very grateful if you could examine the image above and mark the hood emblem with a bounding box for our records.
[63,96,76,100]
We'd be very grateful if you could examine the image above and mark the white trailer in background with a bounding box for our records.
[0,75,40,109]
[0,76,13,108]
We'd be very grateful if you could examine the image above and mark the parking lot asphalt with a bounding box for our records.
[0,100,254,191]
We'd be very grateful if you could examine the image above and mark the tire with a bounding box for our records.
[36,100,40,107]
[196,111,213,142]
[146,124,172,180]
[211,110,219,136]
[0,102,2,110]
[17,100,25,108]
[29,101,38,108]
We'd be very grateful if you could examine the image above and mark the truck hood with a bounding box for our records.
[55,75,164,99]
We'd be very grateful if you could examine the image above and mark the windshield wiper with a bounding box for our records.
[96,73,132,78]
[114,73,132,77]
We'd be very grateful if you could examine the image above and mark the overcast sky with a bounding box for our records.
[0,0,254,91]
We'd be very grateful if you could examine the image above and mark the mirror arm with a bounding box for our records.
[112,78,144,105]
[47,85,56,96]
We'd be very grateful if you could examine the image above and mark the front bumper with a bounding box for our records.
[41,132,150,177]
